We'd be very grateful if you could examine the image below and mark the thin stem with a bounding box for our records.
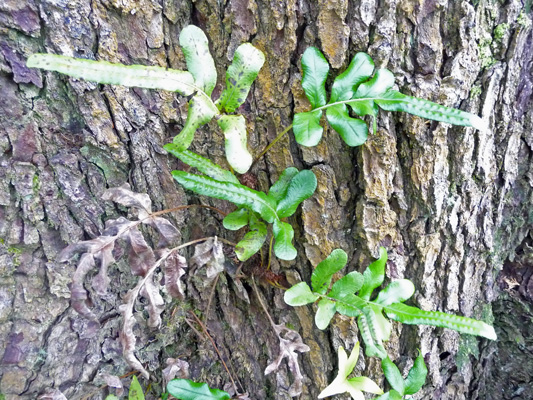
[204,273,220,322]
[150,203,227,218]
[251,277,277,330]
[266,235,275,270]
[189,311,242,394]
[252,123,293,166]
[312,96,376,112]
[252,97,379,165]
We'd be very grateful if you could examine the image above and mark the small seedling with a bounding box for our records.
[284,248,497,358]
[376,352,428,399]
[166,147,317,261]
[166,379,230,400]
[293,48,487,147]
[317,342,383,399]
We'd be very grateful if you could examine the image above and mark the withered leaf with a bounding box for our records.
[163,357,190,386]
[124,226,156,276]
[102,183,152,213]
[163,251,187,299]
[141,278,165,328]
[191,237,225,280]
[264,323,310,397]
[101,373,124,397]
[142,216,180,247]
[58,217,132,262]
[70,253,98,321]
[91,243,114,296]
[119,289,150,379]
[38,389,68,400]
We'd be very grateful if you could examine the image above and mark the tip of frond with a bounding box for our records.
[470,115,489,132]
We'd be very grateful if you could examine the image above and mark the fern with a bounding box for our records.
[167,149,317,261]
[294,48,487,147]
[284,248,497,358]
[26,25,264,174]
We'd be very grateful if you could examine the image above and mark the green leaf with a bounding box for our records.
[374,279,415,306]
[301,47,329,108]
[375,89,487,130]
[330,52,374,103]
[358,247,387,300]
[222,208,249,230]
[293,110,323,147]
[357,313,387,359]
[164,146,239,184]
[171,171,277,223]
[273,220,297,260]
[346,376,384,395]
[348,100,379,119]
[381,357,406,396]
[315,298,337,330]
[334,293,363,317]
[105,396,119,400]
[275,169,317,218]
[311,249,349,294]
[129,376,145,400]
[179,25,217,95]
[318,344,384,399]
[167,379,230,400]
[284,282,319,306]
[268,167,299,204]
[217,115,252,174]
[26,54,196,95]
[371,303,392,342]
[235,218,267,261]
[326,104,368,147]
[217,43,265,113]
[384,303,497,340]
[173,93,218,150]
[375,390,404,400]
[404,351,428,395]
[354,69,395,98]
[328,271,364,299]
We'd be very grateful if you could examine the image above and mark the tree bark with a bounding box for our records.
[0,0,531,399]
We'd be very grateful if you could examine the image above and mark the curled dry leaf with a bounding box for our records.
[102,183,152,213]
[124,226,156,276]
[103,183,180,247]
[38,389,68,400]
[70,253,98,321]
[101,373,124,397]
[119,248,177,379]
[163,358,190,386]
[162,250,188,299]
[60,217,137,320]
[223,383,250,399]
[91,243,114,297]
[141,278,165,328]
[264,323,310,397]
[59,185,185,379]
[119,288,150,379]
[143,216,180,247]
[191,237,225,280]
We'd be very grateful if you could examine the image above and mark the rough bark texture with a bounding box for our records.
[0,0,531,399]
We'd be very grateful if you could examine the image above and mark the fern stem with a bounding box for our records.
[150,203,227,218]
[267,235,275,270]
[253,123,293,166]
[188,310,242,394]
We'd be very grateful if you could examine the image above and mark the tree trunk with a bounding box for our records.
[0,0,531,399]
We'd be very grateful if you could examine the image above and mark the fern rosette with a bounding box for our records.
[166,148,317,261]
[293,47,487,148]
